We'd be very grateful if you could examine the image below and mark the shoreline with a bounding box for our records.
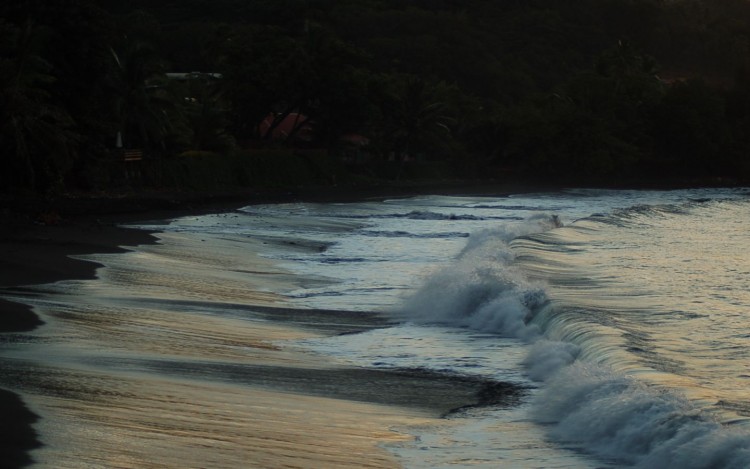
[1,180,745,467]
[0,179,565,334]
[0,388,39,468]
[0,214,161,468]
[0,181,534,468]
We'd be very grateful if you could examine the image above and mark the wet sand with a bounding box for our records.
[0,190,524,468]
[0,388,40,469]
[0,214,159,468]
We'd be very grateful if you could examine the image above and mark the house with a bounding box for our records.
[258,112,314,142]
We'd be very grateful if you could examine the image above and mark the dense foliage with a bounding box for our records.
[2,0,749,193]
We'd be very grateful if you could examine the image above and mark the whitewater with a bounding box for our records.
[2,187,750,468]
[231,188,750,468]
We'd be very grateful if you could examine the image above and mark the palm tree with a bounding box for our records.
[181,74,234,152]
[384,76,454,162]
[110,40,174,155]
[0,20,76,192]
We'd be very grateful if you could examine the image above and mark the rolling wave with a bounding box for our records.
[395,208,750,468]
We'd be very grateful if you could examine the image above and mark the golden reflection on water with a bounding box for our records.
[5,230,437,468]
[515,202,750,419]
[29,371,420,469]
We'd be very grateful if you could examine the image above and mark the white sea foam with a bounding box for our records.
[395,207,750,468]
[531,361,750,468]
[522,340,580,381]
[396,214,559,338]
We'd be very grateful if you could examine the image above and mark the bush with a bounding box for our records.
[233,148,342,187]
[134,148,346,190]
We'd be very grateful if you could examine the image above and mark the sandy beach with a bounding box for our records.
[0,188,520,468]
[0,208,159,468]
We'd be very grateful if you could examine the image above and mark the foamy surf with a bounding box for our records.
[3,188,750,468]
[294,194,750,468]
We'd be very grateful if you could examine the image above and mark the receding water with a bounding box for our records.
[2,188,750,468]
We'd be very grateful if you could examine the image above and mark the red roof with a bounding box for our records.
[259,112,314,141]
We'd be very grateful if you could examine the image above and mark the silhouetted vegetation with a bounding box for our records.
[2,0,750,194]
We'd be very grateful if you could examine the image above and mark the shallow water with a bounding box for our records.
[2,188,750,468]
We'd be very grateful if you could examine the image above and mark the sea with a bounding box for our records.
[2,187,750,468]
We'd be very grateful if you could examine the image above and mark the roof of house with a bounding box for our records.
[259,112,314,141]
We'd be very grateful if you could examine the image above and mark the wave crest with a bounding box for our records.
[395,214,560,338]
[532,362,750,468]
[396,211,750,468]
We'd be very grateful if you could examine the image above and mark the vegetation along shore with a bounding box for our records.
[1,0,750,199]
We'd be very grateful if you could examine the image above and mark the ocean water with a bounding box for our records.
[2,187,750,468]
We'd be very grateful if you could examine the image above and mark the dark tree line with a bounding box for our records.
[2,0,750,194]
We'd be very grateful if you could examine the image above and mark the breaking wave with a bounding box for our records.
[395,211,750,468]
[395,213,560,338]
[533,362,750,468]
